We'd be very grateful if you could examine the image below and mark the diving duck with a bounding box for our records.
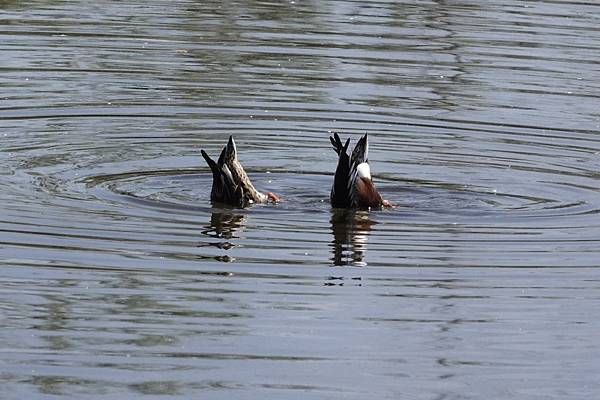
[201,136,279,208]
[330,132,390,209]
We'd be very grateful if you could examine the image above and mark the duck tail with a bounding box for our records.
[330,133,352,208]
[330,132,350,156]
[351,133,368,166]
[201,148,240,205]
[222,135,238,164]
[201,149,221,180]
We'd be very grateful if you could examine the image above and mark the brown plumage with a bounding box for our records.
[330,132,390,209]
[201,136,279,208]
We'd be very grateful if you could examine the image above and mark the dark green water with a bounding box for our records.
[2,1,600,398]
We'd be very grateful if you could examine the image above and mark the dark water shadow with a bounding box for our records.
[330,209,377,267]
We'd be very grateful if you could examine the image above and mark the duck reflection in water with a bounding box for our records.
[199,210,247,262]
[205,210,246,241]
[330,210,377,267]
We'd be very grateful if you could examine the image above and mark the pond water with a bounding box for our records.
[2,1,600,398]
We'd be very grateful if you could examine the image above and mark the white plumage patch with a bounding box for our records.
[356,162,371,180]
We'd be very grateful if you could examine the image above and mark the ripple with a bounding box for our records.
[3,2,600,398]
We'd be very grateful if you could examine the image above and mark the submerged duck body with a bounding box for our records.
[201,136,278,208]
[330,132,390,210]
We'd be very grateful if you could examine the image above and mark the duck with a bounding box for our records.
[330,132,390,209]
[201,136,279,208]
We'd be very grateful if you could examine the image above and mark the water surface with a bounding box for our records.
[2,1,600,399]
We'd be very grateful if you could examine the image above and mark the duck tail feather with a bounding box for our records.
[330,134,353,208]
[351,133,368,166]
[201,149,220,177]
[202,149,240,205]
[223,135,238,164]
[330,132,349,156]
[217,146,227,166]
